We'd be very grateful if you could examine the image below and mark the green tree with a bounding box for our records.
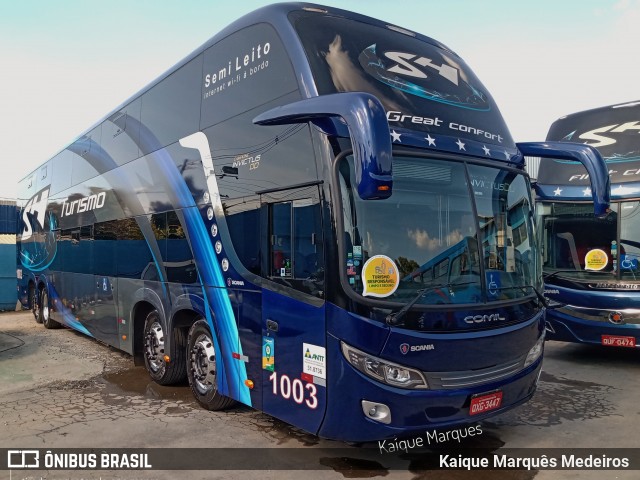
[396,256,420,278]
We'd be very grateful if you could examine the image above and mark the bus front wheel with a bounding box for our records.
[143,310,186,385]
[187,319,235,411]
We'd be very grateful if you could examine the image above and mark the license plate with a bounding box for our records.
[469,390,503,416]
[601,335,636,348]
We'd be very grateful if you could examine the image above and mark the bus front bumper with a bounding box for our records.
[317,335,542,442]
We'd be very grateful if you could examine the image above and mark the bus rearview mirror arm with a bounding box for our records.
[253,92,393,200]
[517,142,611,218]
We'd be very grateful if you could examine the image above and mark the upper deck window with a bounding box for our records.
[290,11,513,148]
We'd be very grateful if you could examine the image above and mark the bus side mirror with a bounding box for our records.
[517,142,611,218]
[253,92,393,200]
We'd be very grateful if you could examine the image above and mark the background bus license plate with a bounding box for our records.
[601,335,636,348]
[469,391,503,416]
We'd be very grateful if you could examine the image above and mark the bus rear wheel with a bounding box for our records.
[31,285,42,324]
[143,310,186,385]
[187,319,235,411]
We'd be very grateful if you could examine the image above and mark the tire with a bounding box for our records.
[143,310,187,385]
[31,285,42,324]
[187,319,236,411]
[41,289,61,329]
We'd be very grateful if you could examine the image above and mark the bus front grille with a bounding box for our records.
[423,356,527,389]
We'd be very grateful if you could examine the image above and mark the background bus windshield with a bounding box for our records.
[540,202,640,281]
[339,155,536,305]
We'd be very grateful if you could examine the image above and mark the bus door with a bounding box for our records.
[260,185,327,433]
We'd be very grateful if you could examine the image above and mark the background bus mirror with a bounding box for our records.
[517,141,611,218]
[536,203,552,216]
[253,92,393,200]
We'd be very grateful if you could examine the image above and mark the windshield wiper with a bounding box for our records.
[544,269,611,282]
[543,269,579,282]
[385,281,477,326]
[385,288,429,326]
[490,284,569,309]
[491,284,549,306]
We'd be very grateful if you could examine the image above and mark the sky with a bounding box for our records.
[2,0,640,200]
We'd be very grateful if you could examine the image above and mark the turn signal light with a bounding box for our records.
[245,379,254,389]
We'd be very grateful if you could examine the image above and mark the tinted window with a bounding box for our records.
[101,99,142,166]
[62,225,93,274]
[165,210,197,284]
[200,23,299,128]
[117,217,154,279]
[291,12,514,147]
[140,57,203,155]
[94,220,117,276]
[207,103,317,200]
[70,126,102,185]
[263,186,324,298]
[51,151,73,194]
[225,196,261,275]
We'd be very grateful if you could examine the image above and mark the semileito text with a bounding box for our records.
[204,42,271,88]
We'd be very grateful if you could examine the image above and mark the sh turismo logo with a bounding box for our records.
[20,186,58,272]
[358,44,490,111]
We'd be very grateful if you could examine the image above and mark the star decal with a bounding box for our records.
[456,139,466,151]
[391,130,402,142]
[583,187,592,196]
[482,145,491,156]
[425,135,436,146]
[553,187,562,196]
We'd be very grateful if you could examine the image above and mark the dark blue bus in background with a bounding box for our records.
[535,101,640,349]
[16,3,611,441]
[0,200,17,311]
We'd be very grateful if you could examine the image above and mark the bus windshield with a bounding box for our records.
[338,154,537,305]
[539,202,640,281]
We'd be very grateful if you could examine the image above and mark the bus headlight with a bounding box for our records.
[524,332,545,368]
[341,342,428,389]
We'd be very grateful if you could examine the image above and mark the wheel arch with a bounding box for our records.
[131,300,159,366]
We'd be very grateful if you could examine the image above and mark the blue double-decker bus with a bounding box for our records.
[17,3,610,442]
[535,101,640,349]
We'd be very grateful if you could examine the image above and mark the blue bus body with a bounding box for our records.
[536,101,639,349]
[17,3,610,441]
[0,200,17,310]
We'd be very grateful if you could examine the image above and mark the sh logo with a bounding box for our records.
[358,44,489,111]
[575,121,640,148]
[383,51,459,85]
[22,187,50,241]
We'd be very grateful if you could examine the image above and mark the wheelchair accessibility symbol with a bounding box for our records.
[620,255,638,270]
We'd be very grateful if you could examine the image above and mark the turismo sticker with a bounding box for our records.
[262,336,274,372]
[362,255,400,297]
[585,249,608,271]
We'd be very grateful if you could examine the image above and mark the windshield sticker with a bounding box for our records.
[585,249,608,271]
[362,255,400,297]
